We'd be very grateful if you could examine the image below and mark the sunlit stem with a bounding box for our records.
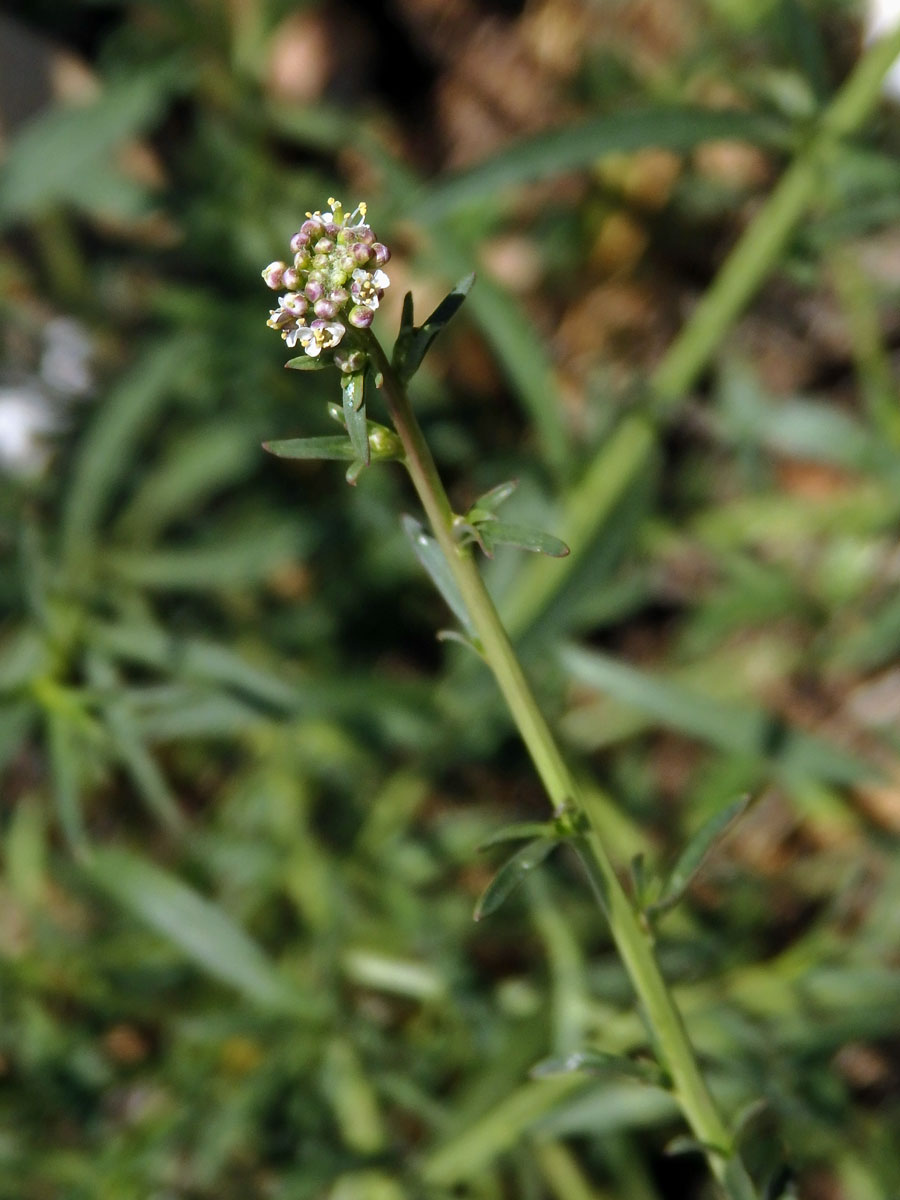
[362,330,759,1200]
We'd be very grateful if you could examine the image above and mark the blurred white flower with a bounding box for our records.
[866,0,900,98]
[0,386,59,476]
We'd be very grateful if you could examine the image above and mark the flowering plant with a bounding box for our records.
[262,200,761,1199]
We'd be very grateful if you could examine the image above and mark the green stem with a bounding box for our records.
[365,333,757,1199]
[506,24,900,639]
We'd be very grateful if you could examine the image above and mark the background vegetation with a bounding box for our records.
[1,1,900,1197]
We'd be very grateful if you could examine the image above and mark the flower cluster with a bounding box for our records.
[262,199,390,363]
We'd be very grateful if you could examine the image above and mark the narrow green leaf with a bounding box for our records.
[342,373,370,466]
[395,274,475,383]
[473,837,558,921]
[479,521,570,558]
[87,655,184,834]
[561,645,874,785]
[477,821,557,850]
[62,335,197,567]
[401,515,475,637]
[86,848,303,1012]
[470,478,518,514]
[415,108,786,220]
[104,523,299,590]
[531,1050,665,1087]
[649,795,752,918]
[0,64,178,224]
[285,355,328,371]
[46,711,86,855]
[398,291,415,338]
[264,435,355,461]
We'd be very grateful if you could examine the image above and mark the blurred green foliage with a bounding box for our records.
[1,1,900,1197]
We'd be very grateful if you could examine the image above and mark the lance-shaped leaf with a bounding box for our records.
[531,1049,666,1088]
[342,371,369,466]
[477,820,558,850]
[285,355,328,371]
[86,848,306,1013]
[648,794,752,920]
[473,837,559,921]
[393,274,475,383]
[401,515,475,637]
[466,479,518,523]
[477,521,570,558]
[264,436,356,461]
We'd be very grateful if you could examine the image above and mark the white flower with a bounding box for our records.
[295,319,346,357]
[350,267,390,310]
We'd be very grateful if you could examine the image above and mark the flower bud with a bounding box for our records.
[351,243,372,265]
[304,279,324,302]
[314,237,334,254]
[314,298,338,319]
[282,267,300,291]
[261,261,286,289]
[371,243,391,266]
[329,286,349,306]
[334,347,367,374]
[282,293,308,316]
[299,219,320,239]
[289,231,308,254]
[355,227,375,246]
[369,426,402,456]
[348,304,374,328]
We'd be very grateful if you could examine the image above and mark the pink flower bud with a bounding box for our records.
[305,279,324,302]
[261,261,286,289]
[289,231,309,254]
[371,243,391,266]
[352,243,372,265]
[329,286,349,305]
[314,237,334,254]
[348,304,374,328]
[314,298,338,319]
[283,293,308,316]
[282,267,300,290]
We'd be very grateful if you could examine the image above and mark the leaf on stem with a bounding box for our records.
[401,515,475,637]
[477,820,558,850]
[473,837,559,921]
[342,372,370,467]
[477,521,570,558]
[468,478,518,518]
[648,794,752,920]
[285,355,328,371]
[264,436,356,460]
[393,274,475,383]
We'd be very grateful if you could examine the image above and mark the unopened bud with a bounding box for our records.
[334,347,367,374]
[283,293,308,317]
[314,298,338,319]
[289,231,308,254]
[305,279,324,302]
[371,243,390,266]
[282,267,300,290]
[369,426,402,456]
[348,304,374,328]
[351,243,372,265]
[261,261,286,289]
